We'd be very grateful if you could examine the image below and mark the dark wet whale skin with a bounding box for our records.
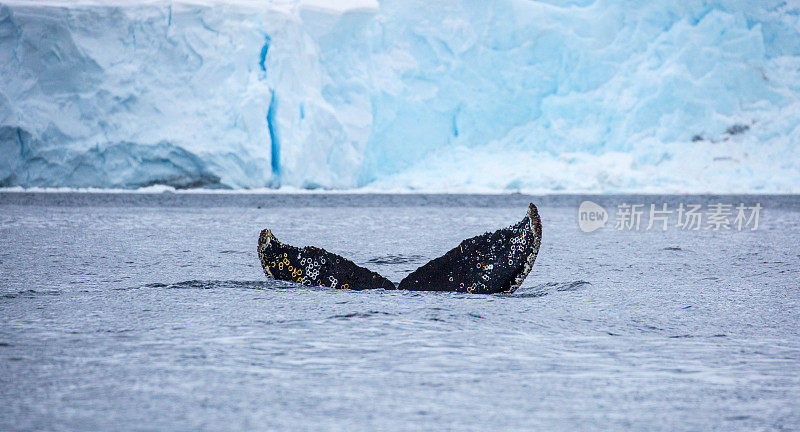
[258,229,395,290]
[258,203,542,294]
[397,203,542,294]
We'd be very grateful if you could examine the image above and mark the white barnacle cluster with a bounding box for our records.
[469,245,494,293]
[509,232,528,260]
[299,253,323,285]
[481,264,494,282]
[508,214,541,293]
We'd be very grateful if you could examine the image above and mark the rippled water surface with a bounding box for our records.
[1,193,799,431]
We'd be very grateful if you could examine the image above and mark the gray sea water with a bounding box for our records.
[1,193,798,431]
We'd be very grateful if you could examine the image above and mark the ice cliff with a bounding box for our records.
[1,0,799,192]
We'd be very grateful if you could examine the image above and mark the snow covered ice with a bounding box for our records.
[1,0,799,192]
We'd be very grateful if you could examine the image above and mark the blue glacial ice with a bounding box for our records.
[1,0,799,192]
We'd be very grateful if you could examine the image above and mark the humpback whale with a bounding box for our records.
[257,203,542,294]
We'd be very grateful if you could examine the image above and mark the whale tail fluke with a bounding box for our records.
[397,202,542,294]
[257,228,396,290]
[257,203,542,294]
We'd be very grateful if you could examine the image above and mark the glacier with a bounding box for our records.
[1,0,799,192]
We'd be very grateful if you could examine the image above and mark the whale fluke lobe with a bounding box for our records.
[257,229,396,290]
[257,203,542,294]
[397,203,542,293]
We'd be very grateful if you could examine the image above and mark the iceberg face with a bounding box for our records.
[0,2,276,189]
[0,126,223,189]
[1,0,799,192]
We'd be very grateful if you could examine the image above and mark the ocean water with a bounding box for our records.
[1,193,798,431]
